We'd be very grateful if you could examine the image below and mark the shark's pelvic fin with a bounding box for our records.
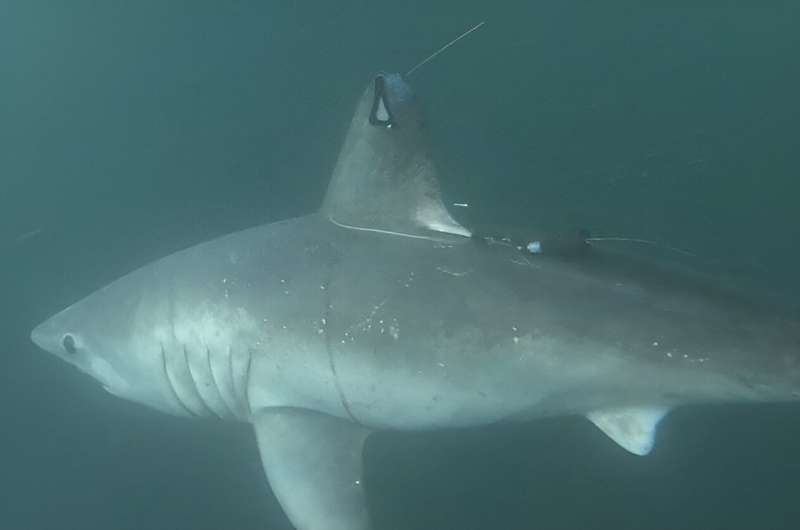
[322,73,470,240]
[252,408,372,530]
[586,406,670,456]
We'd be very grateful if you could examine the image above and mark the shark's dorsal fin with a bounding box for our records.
[586,406,670,456]
[322,73,470,240]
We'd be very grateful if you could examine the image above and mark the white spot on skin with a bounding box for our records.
[348,300,388,334]
[375,97,389,121]
[652,341,659,347]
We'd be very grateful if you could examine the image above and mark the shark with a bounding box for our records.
[31,70,800,530]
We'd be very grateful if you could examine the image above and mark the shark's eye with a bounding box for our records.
[62,334,77,355]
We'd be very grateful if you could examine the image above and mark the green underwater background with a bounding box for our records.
[2,2,799,529]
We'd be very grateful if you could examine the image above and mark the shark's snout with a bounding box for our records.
[30,320,53,353]
[30,311,74,358]
[30,309,133,398]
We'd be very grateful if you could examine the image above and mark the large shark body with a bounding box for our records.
[32,72,800,530]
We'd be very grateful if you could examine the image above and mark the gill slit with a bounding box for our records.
[183,345,219,418]
[160,342,194,416]
[243,348,254,418]
[322,274,359,425]
[227,346,242,415]
[227,346,252,417]
[206,346,236,419]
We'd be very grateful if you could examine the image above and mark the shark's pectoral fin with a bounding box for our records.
[251,408,372,530]
[586,406,670,456]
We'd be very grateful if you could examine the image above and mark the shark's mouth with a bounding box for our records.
[87,356,130,397]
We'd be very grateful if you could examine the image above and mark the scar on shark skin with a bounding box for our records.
[435,265,470,277]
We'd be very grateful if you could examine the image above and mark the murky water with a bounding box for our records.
[3,2,799,529]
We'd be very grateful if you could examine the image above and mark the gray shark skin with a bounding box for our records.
[31,72,800,530]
